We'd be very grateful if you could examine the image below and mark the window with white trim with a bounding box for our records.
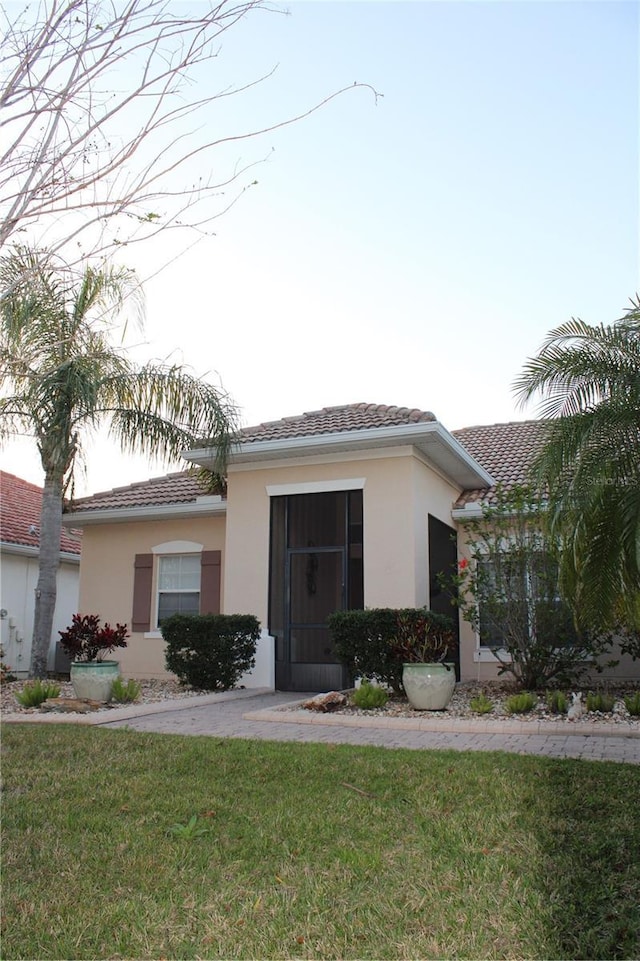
[477,552,578,651]
[156,554,201,625]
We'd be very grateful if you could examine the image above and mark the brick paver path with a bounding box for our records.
[99,691,640,764]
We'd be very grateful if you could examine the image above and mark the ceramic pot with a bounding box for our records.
[402,662,456,711]
[70,660,120,703]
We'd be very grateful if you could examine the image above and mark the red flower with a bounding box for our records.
[458,558,469,571]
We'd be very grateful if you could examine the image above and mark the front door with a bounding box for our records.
[270,490,363,692]
[284,547,346,691]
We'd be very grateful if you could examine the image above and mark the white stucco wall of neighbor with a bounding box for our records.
[0,550,80,677]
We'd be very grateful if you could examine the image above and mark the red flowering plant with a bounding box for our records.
[59,614,129,663]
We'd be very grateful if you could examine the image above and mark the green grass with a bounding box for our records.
[1,725,639,960]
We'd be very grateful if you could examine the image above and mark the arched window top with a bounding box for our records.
[151,540,203,555]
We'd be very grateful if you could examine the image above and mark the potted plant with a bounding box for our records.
[58,614,129,703]
[392,609,456,710]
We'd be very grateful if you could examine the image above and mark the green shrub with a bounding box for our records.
[469,693,494,715]
[623,692,640,716]
[328,608,455,694]
[16,679,61,707]
[111,677,141,703]
[352,680,389,710]
[162,614,259,691]
[545,690,568,714]
[586,692,615,713]
[505,692,537,715]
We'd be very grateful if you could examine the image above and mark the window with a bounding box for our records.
[157,554,201,625]
[131,548,221,634]
[477,552,578,650]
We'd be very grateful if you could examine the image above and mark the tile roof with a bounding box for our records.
[239,403,437,442]
[452,419,549,506]
[65,405,548,515]
[1,471,82,554]
[69,471,210,513]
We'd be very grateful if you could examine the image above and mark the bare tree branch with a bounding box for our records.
[0,0,380,263]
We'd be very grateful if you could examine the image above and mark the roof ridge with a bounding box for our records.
[453,418,543,431]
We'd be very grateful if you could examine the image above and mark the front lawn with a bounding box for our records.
[1,725,639,960]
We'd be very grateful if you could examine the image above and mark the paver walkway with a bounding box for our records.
[92,690,640,764]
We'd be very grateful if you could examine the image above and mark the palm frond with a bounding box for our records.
[516,300,640,631]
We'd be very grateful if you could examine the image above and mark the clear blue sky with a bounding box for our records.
[4,0,639,494]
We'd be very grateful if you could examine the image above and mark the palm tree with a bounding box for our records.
[0,246,238,677]
[513,299,640,634]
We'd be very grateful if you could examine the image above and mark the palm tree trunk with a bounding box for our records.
[30,471,64,678]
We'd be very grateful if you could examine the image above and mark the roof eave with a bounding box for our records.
[0,541,81,562]
[186,422,495,490]
[63,499,227,527]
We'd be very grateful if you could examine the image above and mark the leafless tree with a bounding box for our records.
[0,0,378,261]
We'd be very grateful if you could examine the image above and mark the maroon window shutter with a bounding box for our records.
[200,550,221,614]
[132,554,153,632]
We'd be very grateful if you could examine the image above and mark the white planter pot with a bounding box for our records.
[70,661,120,703]
[402,662,456,711]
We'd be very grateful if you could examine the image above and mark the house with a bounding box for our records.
[63,404,639,689]
[1,471,82,676]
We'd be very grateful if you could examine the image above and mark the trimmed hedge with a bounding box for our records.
[328,607,455,693]
[162,613,259,691]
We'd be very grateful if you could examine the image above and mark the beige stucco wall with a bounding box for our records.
[223,448,463,629]
[77,515,225,679]
[411,454,464,609]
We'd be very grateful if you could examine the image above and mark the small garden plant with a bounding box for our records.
[545,690,568,714]
[505,692,537,715]
[586,692,615,713]
[469,693,494,715]
[0,645,16,684]
[624,692,640,716]
[16,679,61,708]
[110,677,142,703]
[352,680,389,710]
[167,815,212,840]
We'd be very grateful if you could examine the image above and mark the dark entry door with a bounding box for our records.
[428,514,460,679]
[270,490,362,692]
[284,547,347,691]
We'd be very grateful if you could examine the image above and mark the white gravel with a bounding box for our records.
[295,681,640,731]
[2,677,639,731]
[0,677,213,715]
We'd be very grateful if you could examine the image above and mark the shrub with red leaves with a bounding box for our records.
[59,614,129,662]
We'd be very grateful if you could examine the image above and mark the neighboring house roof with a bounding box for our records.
[1,471,82,554]
[452,419,548,508]
[63,406,547,520]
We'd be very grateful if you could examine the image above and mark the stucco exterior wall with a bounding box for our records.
[411,454,463,609]
[223,447,462,629]
[0,549,79,677]
[77,515,225,679]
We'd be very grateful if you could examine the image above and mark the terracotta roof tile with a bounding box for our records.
[65,406,547,515]
[1,471,82,554]
[452,420,548,507]
[240,403,436,442]
[69,471,209,513]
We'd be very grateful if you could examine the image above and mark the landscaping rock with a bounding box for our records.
[302,692,347,713]
[40,697,103,713]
